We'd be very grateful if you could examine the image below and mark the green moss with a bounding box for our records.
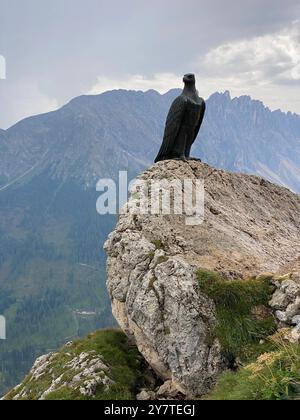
[131,192,140,200]
[147,277,161,303]
[164,326,171,335]
[155,256,169,266]
[151,240,164,250]
[148,252,168,266]
[148,252,155,260]
[197,269,276,363]
[148,277,157,290]
[5,329,144,401]
[207,342,300,400]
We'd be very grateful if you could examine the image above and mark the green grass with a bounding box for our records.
[207,338,300,400]
[5,329,144,401]
[197,269,277,363]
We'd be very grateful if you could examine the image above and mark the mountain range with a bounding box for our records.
[0,88,300,394]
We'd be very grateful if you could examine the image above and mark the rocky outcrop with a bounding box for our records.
[7,351,113,401]
[105,238,223,396]
[269,274,300,342]
[3,330,145,401]
[105,160,300,397]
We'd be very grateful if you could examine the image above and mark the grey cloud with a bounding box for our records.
[0,0,300,127]
[199,24,300,85]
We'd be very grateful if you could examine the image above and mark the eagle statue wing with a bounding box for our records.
[155,95,187,163]
[193,99,206,142]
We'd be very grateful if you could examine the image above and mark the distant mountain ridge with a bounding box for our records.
[198,91,300,193]
[0,88,300,395]
[1,88,300,192]
[0,89,173,188]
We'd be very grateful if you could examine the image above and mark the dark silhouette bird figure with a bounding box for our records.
[155,74,206,163]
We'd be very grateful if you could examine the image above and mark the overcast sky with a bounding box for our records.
[0,0,300,128]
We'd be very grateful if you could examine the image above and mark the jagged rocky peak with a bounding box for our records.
[105,160,300,398]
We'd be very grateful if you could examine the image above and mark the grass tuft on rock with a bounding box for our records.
[197,269,277,363]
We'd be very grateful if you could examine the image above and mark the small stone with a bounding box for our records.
[156,380,182,399]
[271,280,282,288]
[292,315,300,325]
[280,280,300,299]
[291,325,300,343]
[136,389,156,401]
[275,310,288,323]
[269,290,290,310]
[285,301,300,321]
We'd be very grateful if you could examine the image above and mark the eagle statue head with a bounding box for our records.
[183,73,196,85]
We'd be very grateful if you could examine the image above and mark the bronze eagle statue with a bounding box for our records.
[155,74,206,163]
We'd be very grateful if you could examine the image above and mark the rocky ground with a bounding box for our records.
[269,273,300,341]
